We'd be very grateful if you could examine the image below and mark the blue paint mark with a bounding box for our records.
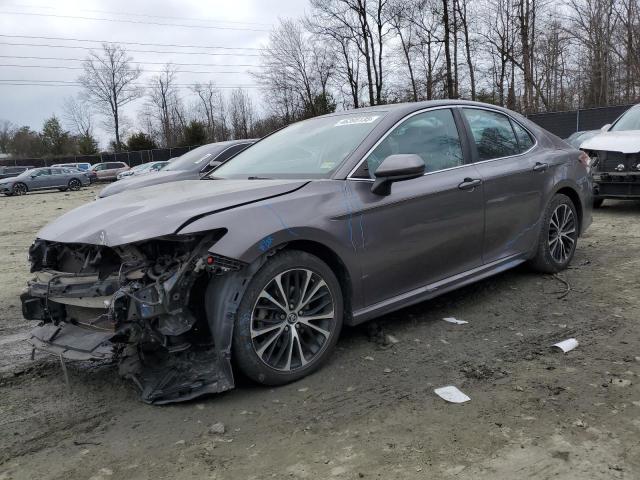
[505,218,541,249]
[262,204,299,236]
[259,235,274,252]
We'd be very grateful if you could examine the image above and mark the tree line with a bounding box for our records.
[2,0,639,158]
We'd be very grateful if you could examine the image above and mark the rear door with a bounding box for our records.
[348,107,485,305]
[460,107,545,262]
[50,168,67,187]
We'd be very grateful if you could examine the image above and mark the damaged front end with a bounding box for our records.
[21,231,251,404]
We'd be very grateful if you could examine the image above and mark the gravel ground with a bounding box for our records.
[0,186,639,480]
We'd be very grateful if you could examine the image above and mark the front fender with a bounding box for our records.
[178,180,366,310]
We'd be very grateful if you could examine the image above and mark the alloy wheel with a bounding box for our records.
[69,179,81,191]
[548,203,576,263]
[250,268,336,372]
[13,183,26,195]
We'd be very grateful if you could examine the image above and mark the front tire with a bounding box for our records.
[12,183,27,195]
[232,250,343,386]
[529,194,579,273]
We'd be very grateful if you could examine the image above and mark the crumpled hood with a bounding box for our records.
[99,170,196,197]
[38,179,308,246]
[581,130,640,154]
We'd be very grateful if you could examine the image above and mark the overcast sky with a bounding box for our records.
[0,0,308,148]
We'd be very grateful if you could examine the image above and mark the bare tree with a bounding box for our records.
[228,88,255,139]
[78,43,143,151]
[62,96,94,138]
[192,81,229,141]
[255,18,335,120]
[148,64,181,147]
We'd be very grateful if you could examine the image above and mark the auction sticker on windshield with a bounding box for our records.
[335,115,379,126]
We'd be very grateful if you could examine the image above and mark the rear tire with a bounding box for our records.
[529,194,578,273]
[593,198,604,208]
[68,178,82,191]
[232,250,343,386]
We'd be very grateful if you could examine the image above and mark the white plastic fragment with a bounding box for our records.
[434,386,470,403]
[443,317,468,325]
[552,338,579,353]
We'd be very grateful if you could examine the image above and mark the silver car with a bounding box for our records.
[0,167,90,196]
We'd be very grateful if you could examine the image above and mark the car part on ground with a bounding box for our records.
[0,167,90,196]
[20,100,592,404]
[98,140,256,198]
[581,104,640,205]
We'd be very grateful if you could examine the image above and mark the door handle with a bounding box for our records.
[458,178,482,191]
[533,162,548,172]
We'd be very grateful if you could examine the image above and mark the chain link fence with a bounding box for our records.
[0,145,199,168]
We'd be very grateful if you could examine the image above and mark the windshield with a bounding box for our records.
[211,113,385,179]
[163,144,220,172]
[17,169,36,178]
[611,107,640,132]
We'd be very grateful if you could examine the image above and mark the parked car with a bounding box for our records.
[0,165,34,179]
[581,104,640,207]
[116,161,169,180]
[98,140,255,198]
[90,161,130,181]
[21,100,592,404]
[52,162,92,171]
[0,167,90,195]
[565,130,599,149]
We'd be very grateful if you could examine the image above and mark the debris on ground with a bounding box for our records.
[434,386,470,403]
[208,422,226,435]
[442,317,468,325]
[552,338,579,353]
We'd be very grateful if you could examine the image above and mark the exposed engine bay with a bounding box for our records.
[585,149,640,198]
[21,232,257,404]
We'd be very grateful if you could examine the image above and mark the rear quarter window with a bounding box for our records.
[463,108,520,161]
[511,120,535,152]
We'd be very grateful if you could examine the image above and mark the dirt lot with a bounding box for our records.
[0,185,639,480]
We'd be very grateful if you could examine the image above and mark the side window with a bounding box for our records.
[511,120,534,152]
[462,108,519,161]
[36,169,51,176]
[51,168,62,175]
[364,109,463,177]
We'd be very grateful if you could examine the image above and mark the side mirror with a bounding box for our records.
[30,174,37,178]
[601,124,611,132]
[371,154,425,195]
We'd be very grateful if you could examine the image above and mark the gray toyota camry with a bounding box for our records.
[21,100,592,404]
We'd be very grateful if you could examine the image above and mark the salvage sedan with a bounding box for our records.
[21,101,592,404]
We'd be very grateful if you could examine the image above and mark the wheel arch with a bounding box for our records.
[554,185,583,233]
[280,239,354,325]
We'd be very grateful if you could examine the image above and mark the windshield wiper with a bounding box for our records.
[247,176,273,180]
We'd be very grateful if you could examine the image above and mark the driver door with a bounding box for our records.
[348,108,485,306]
